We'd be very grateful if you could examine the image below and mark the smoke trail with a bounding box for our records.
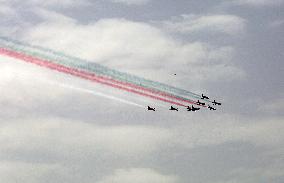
[0,37,211,103]
[0,47,189,107]
[42,79,145,108]
[0,40,200,105]
[0,37,213,108]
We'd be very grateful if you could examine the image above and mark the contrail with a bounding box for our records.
[0,37,210,107]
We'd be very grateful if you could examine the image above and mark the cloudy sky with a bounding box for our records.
[0,0,283,183]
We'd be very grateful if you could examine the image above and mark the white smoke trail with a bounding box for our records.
[42,79,145,108]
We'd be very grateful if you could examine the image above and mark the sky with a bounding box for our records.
[0,0,283,183]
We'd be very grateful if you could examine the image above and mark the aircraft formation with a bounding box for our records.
[147,94,221,112]
[0,37,223,113]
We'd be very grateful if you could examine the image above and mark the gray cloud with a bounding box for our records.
[235,0,284,6]
[97,168,178,183]
[161,14,246,36]
[17,11,245,91]
[0,0,90,7]
[1,0,283,183]
[110,0,151,5]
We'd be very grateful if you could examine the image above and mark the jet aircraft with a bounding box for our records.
[208,105,216,110]
[147,106,155,111]
[201,94,209,99]
[212,100,221,105]
[196,100,206,106]
[169,106,178,111]
[187,105,200,111]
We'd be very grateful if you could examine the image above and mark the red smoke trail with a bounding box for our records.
[0,45,206,107]
[94,74,199,106]
[0,47,190,107]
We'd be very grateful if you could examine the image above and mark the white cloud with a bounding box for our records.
[161,14,246,36]
[110,0,151,5]
[0,118,171,158]
[0,161,67,183]
[19,12,245,89]
[98,168,178,183]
